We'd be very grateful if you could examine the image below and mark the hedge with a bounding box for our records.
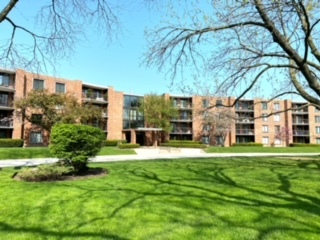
[232,142,263,147]
[165,140,202,145]
[289,143,320,147]
[0,139,24,147]
[118,143,140,149]
[104,140,127,146]
[160,142,207,148]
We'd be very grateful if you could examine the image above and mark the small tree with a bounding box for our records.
[139,93,178,133]
[274,126,292,147]
[50,124,105,173]
[202,107,235,147]
[14,90,103,133]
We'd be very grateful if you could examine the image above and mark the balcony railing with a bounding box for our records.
[236,129,254,135]
[235,107,254,111]
[236,119,254,123]
[0,101,13,108]
[292,121,309,125]
[82,93,108,101]
[292,130,309,136]
[292,109,308,114]
[171,116,192,121]
[171,127,192,134]
[0,120,13,128]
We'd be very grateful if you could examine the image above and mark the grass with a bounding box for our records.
[1,157,320,239]
[205,146,320,153]
[0,147,136,160]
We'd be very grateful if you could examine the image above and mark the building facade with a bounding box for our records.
[1,67,320,147]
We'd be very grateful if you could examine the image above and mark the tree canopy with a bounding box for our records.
[14,89,103,132]
[139,93,178,133]
[146,0,320,107]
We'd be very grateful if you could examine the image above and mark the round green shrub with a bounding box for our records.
[50,124,105,173]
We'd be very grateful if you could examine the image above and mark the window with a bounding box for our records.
[30,132,43,144]
[316,107,320,112]
[202,136,209,144]
[216,99,223,107]
[275,125,280,133]
[274,103,280,110]
[202,99,209,108]
[262,102,268,110]
[274,114,280,121]
[55,83,65,93]
[274,139,281,145]
[315,116,320,123]
[316,127,320,134]
[0,74,10,86]
[262,137,269,144]
[203,124,211,131]
[262,125,268,133]
[33,79,44,90]
[262,114,268,121]
[317,138,320,144]
[31,114,42,124]
[0,93,8,107]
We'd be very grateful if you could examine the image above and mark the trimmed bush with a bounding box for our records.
[165,140,202,145]
[0,139,24,148]
[160,142,207,148]
[104,140,127,146]
[289,143,320,147]
[232,142,263,147]
[50,124,105,173]
[118,143,140,149]
[16,164,72,182]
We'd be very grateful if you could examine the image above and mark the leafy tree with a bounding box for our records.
[146,1,320,109]
[50,124,105,173]
[274,126,293,147]
[139,93,178,133]
[14,89,103,132]
[201,107,236,147]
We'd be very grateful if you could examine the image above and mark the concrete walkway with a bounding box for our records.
[0,148,319,168]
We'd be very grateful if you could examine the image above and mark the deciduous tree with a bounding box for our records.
[146,1,320,109]
[14,89,103,132]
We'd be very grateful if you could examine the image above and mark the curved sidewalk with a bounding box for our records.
[0,148,319,168]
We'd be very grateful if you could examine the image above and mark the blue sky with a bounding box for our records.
[0,1,179,95]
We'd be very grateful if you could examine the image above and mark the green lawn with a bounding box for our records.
[205,146,320,153]
[0,147,135,160]
[1,157,320,239]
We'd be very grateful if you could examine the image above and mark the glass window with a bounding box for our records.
[262,137,269,144]
[274,103,280,110]
[55,83,65,93]
[274,139,281,145]
[262,102,268,110]
[275,125,280,133]
[202,99,209,108]
[30,132,43,144]
[262,114,268,121]
[216,99,223,107]
[202,136,209,144]
[31,114,42,124]
[274,114,280,121]
[33,79,44,90]
[0,74,10,86]
[317,138,320,144]
[315,116,320,123]
[316,127,320,134]
[262,125,268,133]
[0,93,8,106]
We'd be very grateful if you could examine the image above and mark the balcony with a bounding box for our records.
[0,101,14,110]
[82,93,108,104]
[171,127,192,134]
[292,130,309,136]
[0,120,13,128]
[236,129,254,135]
[0,82,15,92]
[236,119,254,123]
[292,109,308,114]
[171,116,192,122]
[292,120,309,125]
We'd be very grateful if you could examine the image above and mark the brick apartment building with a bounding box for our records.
[1,67,320,147]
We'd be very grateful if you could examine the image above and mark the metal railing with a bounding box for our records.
[236,129,254,135]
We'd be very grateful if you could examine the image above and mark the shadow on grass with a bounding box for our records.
[0,221,129,240]
[5,157,320,239]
